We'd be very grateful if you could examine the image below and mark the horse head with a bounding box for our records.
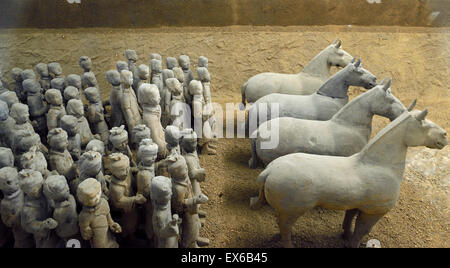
[326,39,354,68]
[405,109,447,149]
[345,59,377,89]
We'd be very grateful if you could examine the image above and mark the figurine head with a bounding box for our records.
[109,153,130,180]
[84,87,101,103]
[166,57,178,70]
[23,79,40,94]
[150,59,162,74]
[173,67,184,83]
[21,69,36,81]
[10,103,29,124]
[64,86,81,102]
[82,72,97,88]
[11,67,24,82]
[178,55,190,70]
[0,147,14,168]
[109,125,128,152]
[106,70,121,87]
[0,91,19,109]
[138,64,150,80]
[125,49,138,63]
[47,128,69,151]
[137,139,158,166]
[150,53,162,61]
[43,175,70,203]
[132,124,151,147]
[162,69,174,85]
[165,125,181,148]
[198,56,208,69]
[180,128,197,153]
[165,78,183,96]
[197,67,210,82]
[189,80,203,96]
[167,153,188,181]
[0,100,9,121]
[86,139,105,156]
[150,176,172,205]
[79,56,92,72]
[0,167,20,195]
[116,61,129,73]
[60,115,78,136]
[120,70,133,88]
[19,169,44,198]
[51,78,66,92]
[80,150,102,177]
[77,178,102,207]
[35,63,49,77]
[15,131,41,154]
[45,89,63,106]
[138,83,160,106]
[48,62,63,77]
[67,74,82,90]
[20,146,47,174]
[66,99,84,117]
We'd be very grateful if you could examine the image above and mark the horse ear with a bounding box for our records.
[407,99,417,112]
[351,56,357,63]
[415,108,428,121]
[378,78,386,85]
[354,58,361,68]
[383,78,392,91]
[335,40,342,48]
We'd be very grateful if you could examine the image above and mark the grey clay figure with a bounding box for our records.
[48,62,64,80]
[161,69,175,128]
[24,79,48,139]
[166,77,186,129]
[20,145,50,178]
[45,89,66,132]
[0,147,14,168]
[132,124,151,150]
[178,55,194,106]
[150,59,164,98]
[109,125,137,168]
[51,77,66,96]
[125,49,140,92]
[85,87,109,145]
[116,61,129,73]
[78,150,109,199]
[197,67,218,154]
[11,67,26,103]
[0,100,15,148]
[166,57,178,70]
[135,64,150,96]
[198,56,208,69]
[66,99,96,148]
[106,70,125,128]
[36,63,51,92]
[59,115,82,161]
[120,70,143,140]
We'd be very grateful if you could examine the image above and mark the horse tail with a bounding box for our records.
[250,168,269,209]
[240,81,248,110]
[248,132,258,169]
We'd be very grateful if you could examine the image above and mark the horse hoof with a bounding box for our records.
[248,158,257,169]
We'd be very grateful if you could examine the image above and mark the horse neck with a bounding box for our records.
[316,67,349,98]
[331,92,373,131]
[301,49,331,78]
[357,114,410,177]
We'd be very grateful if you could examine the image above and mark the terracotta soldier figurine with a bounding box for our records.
[79,56,95,90]
[137,83,167,159]
[136,139,158,241]
[125,49,140,92]
[197,67,218,154]
[106,70,124,128]
[120,70,142,140]
[108,153,146,239]
[63,86,82,105]
[116,61,129,73]
[150,53,162,61]
[151,176,181,248]
[51,77,66,96]
[20,145,51,178]
[21,69,36,82]
[59,115,81,161]
[48,62,64,80]
[166,77,187,129]
[178,55,194,106]
[47,128,79,193]
[109,125,136,167]
[13,131,48,169]
[43,175,79,244]
[165,125,182,155]
[10,103,36,153]
[173,67,188,105]
[11,67,26,103]
[0,67,9,91]
[24,79,48,139]
[0,167,34,248]
[85,87,109,145]
[45,89,66,132]
[66,99,96,148]
[135,64,150,96]
[0,146,13,246]
[161,69,175,127]
[167,154,209,248]
[0,100,15,148]
[0,90,19,110]
[79,150,109,199]
[19,169,58,248]
[166,57,178,70]
[0,147,14,168]
[198,56,208,69]
[81,71,99,92]
[150,59,164,99]
[36,63,51,92]
[132,124,151,150]
[77,178,122,248]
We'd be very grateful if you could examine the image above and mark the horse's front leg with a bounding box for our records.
[347,212,385,248]
[342,209,359,241]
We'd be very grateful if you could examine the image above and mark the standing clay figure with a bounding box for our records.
[150,59,164,98]
[0,90,20,109]
[43,175,79,243]
[85,87,109,145]
[108,153,146,239]
[19,169,58,248]
[165,125,182,155]
[166,78,187,129]
[250,109,447,248]
[59,115,81,161]
[197,67,218,154]
[178,55,194,106]
[21,69,36,81]
[79,56,93,74]
[13,131,47,168]
[151,176,180,248]
[198,56,208,69]
[120,70,142,139]
[138,83,167,159]
[63,86,82,105]
[161,69,175,127]
[125,49,139,92]
[0,147,14,168]
[45,89,66,132]
[116,61,129,73]
[51,77,66,96]
[24,79,48,139]
[150,53,162,61]
[86,139,106,158]
[48,62,64,80]
[81,71,99,91]
[135,64,150,95]
[106,70,124,128]
[132,124,151,150]
[77,178,121,248]
[10,103,36,154]
[66,74,82,102]
[0,167,35,248]
[166,57,178,70]
[136,139,158,241]
[0,67,9,91]
[173,67,189,108]
[11,67,26,103]
[79,150,109,199]
[67,99,96,148]
[47,128,79,192]
[20,146,50,178]
[167,154,209,248]
[0,100,15,148]
[36,63,51,92]
[109,126,136,167]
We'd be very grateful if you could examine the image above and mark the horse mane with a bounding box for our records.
[316,64,351,97]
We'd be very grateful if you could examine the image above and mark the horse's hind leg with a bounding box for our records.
[348,212,385,248]
[248,138,259,169]
[342,209,359,240]
[277,211,302,248]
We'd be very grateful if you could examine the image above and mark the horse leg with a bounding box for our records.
[277,212,300,248]
[249,183,266,210]
[342,209,359,241]
[248,138,259,169]
[348,212,385,248]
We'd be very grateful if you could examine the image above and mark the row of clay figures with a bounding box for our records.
[0,51,215,248]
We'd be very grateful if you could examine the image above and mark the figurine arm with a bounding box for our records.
[110,185,145,212]
[78,213,93,240]
[127,146,137,167]
[164,91,171,115]
[159,214,181,238]
[186,158,206,182]
[183,194,208,213]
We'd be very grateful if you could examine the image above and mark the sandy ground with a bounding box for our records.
[0,25,448,247]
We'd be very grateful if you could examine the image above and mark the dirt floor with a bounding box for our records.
[0,25,448,247]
